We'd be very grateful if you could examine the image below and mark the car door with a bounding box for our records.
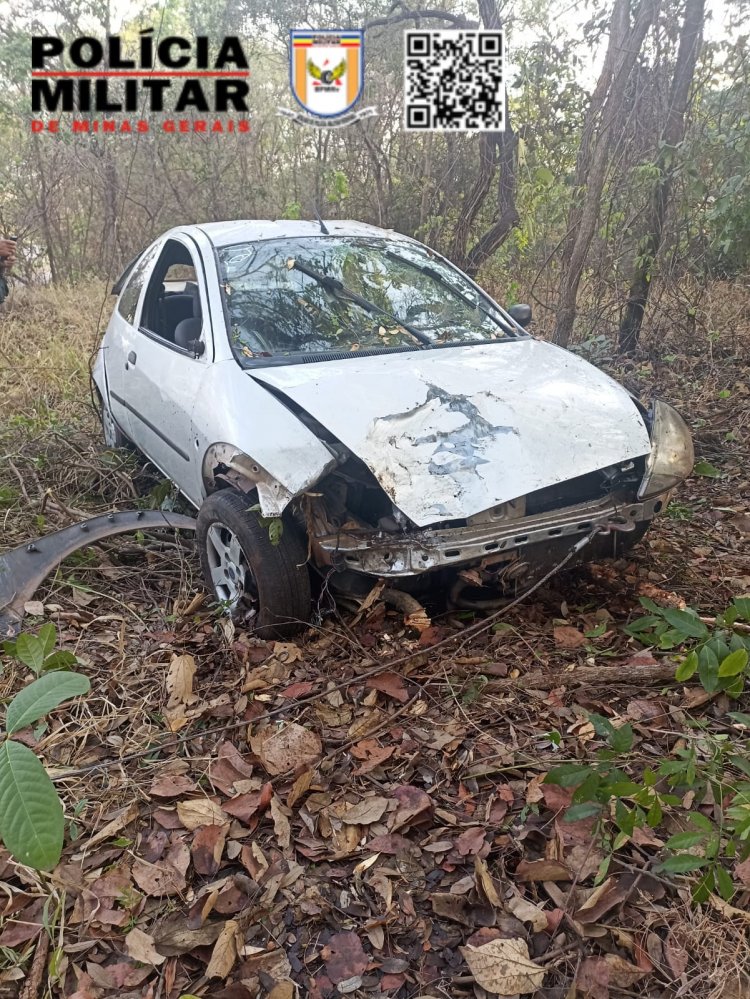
[117,235,213,504]
[104,240,163,438]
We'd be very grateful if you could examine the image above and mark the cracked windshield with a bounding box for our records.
[218,236,513,361]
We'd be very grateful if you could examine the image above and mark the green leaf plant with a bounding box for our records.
[0,625,89,870]
[543,597,750,902]
[624,596,750,696]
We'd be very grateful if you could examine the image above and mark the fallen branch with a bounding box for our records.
[19,931,49,999]
[486,659,676,690]
[699,615,750,634]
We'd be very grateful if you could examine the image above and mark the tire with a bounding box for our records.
[196,489,311,637]
[99,393,130,449]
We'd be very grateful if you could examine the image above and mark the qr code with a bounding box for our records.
[404,30,505,131]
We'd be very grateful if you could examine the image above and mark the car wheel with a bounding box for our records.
[196,489,311,637]
[99,394,129,449]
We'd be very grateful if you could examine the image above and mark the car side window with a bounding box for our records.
[140,239,204,352]
[117,244,160,325]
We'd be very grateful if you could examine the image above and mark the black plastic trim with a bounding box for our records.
[239,337,517,369]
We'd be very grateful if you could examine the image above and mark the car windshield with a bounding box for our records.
[216,236,521,364]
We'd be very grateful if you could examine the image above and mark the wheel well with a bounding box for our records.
[201,443,297,518]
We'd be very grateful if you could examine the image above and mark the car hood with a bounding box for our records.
[248,340,651,526]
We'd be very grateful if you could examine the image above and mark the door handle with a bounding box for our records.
[127,351,137,366]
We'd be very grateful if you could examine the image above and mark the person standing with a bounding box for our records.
[0,237,17,306]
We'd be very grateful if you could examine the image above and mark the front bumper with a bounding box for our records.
[314,492,666,577]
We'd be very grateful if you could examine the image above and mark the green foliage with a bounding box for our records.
[6,672,90,735]
[545,714,675,838]
[625,596,750,696]
[248,503,283,545]
[693,460,722,478]
[0,742,65,872]
[0,625,89,870]
[545,707,750,901]
[544,595,750,901]
[4,622,77,673]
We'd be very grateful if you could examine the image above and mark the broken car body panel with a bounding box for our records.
[249,339,651,526]
[0,512,197,638]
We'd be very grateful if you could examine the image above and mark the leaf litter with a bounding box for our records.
[1,350,750,998]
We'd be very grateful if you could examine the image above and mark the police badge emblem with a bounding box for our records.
[279,29,376,128]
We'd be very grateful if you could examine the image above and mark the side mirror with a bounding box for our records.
[189,340,206,357]
[508,303,532,328]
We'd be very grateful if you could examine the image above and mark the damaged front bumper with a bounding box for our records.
[314,493,666,577]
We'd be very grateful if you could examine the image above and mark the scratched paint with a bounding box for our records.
[250,338,652,527]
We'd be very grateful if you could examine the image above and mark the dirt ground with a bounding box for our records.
[0,280,748,999]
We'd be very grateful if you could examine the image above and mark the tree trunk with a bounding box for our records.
[618,0,705,353]
[450,0,520,275]
[553,0,659,347]
[30,134,59,283]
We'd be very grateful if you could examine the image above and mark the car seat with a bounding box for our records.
[174,317,202,351]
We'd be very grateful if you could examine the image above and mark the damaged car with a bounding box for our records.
[92,220,694,634]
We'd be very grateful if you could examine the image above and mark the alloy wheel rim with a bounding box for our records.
[205,521,258,615]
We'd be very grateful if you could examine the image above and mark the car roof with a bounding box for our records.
[191,219,403,248]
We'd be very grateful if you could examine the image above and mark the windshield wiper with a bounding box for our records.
[292,260,433,347]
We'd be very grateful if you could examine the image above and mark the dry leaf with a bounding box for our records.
[475,857,502,908]
[515,858,571,881]
[342,797,389,825]
[287,769,314,808]
[735,857,750,888]
[176,798,229,830]
[259,722,322,775]
[367,834,417,855]
[708,893,750,924]
[152,920,224,956]
[85,962,151,989]
[321,931,369,984]
[270,795,292,851]
[149,775,198,799]
[664,933,689,978]
[206,919,240,979]
[267,982,295,999]
[208,741,255,795]
[131,856,186,897]
[431,892,473,926]
[506,891,548,931]
[365,672,409,703]
[461,937,545,995]
[124,927,165,966]
[269,640,303,665]
[455,826,486,857]
[578,954,646,996]
[350,740,395,775]
[223,782,273,824]
[84,803,139,849]
[553,625,587,649]
[192,824,229,877]
[390,785,433,830]
[166,654,197,705]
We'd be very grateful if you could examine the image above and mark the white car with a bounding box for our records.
[92,220,694,634]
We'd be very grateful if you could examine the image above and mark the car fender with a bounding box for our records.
[194,360,337,516]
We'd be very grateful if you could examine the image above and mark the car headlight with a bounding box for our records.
[637,399,694,500]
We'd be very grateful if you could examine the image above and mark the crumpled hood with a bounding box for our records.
[249,340,651,526]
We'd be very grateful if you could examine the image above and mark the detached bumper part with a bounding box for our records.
[315,493,665,577]
[638,399,694,500]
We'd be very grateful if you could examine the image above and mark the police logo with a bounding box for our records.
[280,30,376,128]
